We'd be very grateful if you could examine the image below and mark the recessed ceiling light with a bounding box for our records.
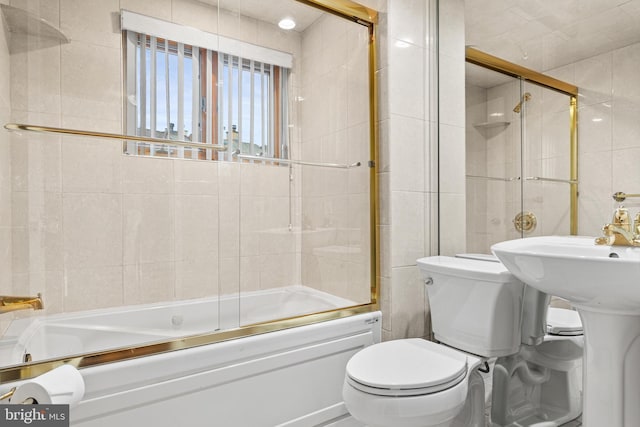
[278,18,296,30]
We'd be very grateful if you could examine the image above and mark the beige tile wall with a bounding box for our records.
[545,43,640,237]
[376,0,447,340]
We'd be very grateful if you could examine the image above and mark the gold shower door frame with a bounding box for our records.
[465,47,579,235]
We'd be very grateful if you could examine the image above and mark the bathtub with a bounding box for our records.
[0,285,356,366]
[0,307,381,426]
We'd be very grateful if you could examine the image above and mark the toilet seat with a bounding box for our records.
[547,307,583,336]
[345,339,469,397]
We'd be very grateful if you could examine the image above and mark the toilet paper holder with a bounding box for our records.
[0,364,85,406]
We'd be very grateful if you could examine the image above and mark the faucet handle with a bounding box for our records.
[634,213,640,236]
[596,235,615,246]
[613,207,631,231]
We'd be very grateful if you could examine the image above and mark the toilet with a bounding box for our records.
[343,256,526,427]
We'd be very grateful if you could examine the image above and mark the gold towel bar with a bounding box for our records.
[466,175,578,184]
[4,123,227,152]
[613,192,640,203]
[233,152,362,169]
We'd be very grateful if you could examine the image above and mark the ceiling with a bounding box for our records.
[465,0,640,73]
[215,0,323,32]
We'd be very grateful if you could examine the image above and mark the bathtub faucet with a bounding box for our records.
[0,293,44,314]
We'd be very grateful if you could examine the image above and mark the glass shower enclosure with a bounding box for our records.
[464,49,578,254]
[0,0,377,375]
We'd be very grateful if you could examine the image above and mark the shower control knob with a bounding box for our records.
[514,211,537,233]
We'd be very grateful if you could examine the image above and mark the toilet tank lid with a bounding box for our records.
[547,307,583,335]
[417,256,519,283]
[455,253,499,262]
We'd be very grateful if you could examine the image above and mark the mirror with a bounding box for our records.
[441,0,640,254]
[465,60,575,253]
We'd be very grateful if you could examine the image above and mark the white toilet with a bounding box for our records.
[343,256,526,427]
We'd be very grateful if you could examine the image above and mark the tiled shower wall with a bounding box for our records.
[2,0,320,320]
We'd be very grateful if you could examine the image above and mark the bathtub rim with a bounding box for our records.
[0,303,379,383]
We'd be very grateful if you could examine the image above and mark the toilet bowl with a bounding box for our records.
[343,256,526,427]
[343,339,484,427]
[490,307,583,427]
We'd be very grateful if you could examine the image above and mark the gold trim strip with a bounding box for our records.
[368,23,378,304]
[4,123,227,152]
[0,304,379,382]
[570,96,578,235]
[466,47,578,96]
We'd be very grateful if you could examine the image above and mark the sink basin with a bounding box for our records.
[492,235,640,427]
[492,235,640,313]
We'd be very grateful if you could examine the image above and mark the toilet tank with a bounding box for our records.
[417,256,524,357]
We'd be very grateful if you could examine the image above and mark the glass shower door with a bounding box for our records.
[521,81,574,238]
[465,62,523,253]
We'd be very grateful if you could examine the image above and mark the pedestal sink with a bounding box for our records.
[492,235,640,427]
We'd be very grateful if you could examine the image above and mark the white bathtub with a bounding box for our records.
[0,285,355,366]
[0,309,381,426]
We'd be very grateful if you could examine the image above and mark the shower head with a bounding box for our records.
[513,92,532,113]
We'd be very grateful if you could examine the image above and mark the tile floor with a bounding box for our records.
[334,414,583,426]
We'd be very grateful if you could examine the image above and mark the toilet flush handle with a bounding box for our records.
[424,278,433,286]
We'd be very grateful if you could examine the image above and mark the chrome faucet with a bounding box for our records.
[0,293,44,315]
[595,207,640,246]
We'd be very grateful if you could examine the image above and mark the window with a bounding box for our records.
[124,25,289,162]
[220,54,284,159]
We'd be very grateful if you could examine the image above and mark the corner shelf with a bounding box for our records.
[473,121,511,129]
[1,4,70,44]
